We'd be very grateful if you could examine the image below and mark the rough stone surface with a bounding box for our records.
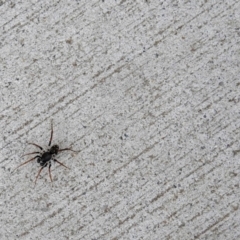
[0,0,240,239]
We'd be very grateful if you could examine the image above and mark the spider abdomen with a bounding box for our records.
[41,152,52,164]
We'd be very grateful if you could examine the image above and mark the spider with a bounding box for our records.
[14,121,78,186]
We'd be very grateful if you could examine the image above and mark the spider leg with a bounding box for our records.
[53,159,70,169]
[22,152,41,157]
[48,162,53,183]
[48,120,53,146]
[27,142,43,150]
[58,148,79,153]
[13,156,39,171]
[34,166,45,186]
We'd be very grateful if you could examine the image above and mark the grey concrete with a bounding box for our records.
[0,0,240,239]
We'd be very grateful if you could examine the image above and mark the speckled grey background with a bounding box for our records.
[0,0,240,239]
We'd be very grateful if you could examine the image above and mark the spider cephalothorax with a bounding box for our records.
[49,145,59,154]
[14,121,78,186]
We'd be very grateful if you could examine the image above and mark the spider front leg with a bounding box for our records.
[58,148,79,153]
[27,142,43,150]
[21,143,42,158]
[49,120,53,146]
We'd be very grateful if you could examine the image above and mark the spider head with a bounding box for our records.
[50,145,59,154]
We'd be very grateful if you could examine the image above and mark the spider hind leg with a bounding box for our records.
[48,162,53,183]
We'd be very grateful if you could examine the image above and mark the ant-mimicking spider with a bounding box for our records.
[14,121,78,186]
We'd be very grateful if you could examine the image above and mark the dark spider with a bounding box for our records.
[14,121,78,186]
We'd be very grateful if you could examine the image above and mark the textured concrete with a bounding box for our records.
[0,0,240,239]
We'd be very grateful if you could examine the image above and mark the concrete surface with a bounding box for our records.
[0,0,240,239]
